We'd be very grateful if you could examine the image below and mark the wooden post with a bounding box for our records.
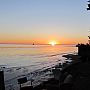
[0,71,5,90]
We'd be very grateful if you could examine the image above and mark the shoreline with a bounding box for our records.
[2,53,79,90]
[33,53,82,90]
[30,53,81,90]
[62,54,80,61]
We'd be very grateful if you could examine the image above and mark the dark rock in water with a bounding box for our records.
[42,78,59,90]
[60,83,73,90]
[63,54,80,61]
[18,77,27,84]
[21,86,33,90]
[52,69,61,80]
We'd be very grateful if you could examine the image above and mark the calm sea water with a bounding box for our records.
[0,44,77,90]
[0,44,77,68]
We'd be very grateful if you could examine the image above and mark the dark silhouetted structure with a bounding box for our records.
[0,71,5,90]
[76,44,90,62]
[76,33,90,62]
[87,0,90,10]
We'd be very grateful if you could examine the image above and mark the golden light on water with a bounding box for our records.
[49,41,57,46]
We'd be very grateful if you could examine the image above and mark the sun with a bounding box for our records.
[49,41,57,46]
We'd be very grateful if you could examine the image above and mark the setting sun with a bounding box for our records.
[49,41,57,46]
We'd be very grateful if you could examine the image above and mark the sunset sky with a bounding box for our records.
[0,0,90,44]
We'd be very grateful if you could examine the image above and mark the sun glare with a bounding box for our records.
[49,41,57,46]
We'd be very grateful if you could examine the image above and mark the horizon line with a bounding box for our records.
[0,43,76,45]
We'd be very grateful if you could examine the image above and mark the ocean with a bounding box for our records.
[0,44,77,90]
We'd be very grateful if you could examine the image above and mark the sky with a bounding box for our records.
[0,0,90,44]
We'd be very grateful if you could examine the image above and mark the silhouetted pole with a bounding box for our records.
[0,71,5,90]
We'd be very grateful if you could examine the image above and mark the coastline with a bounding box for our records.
[33,53,82,90]
[62,54,80,61]
[37,53,90,90]
[32,53,81,90]
[2,53,79,90]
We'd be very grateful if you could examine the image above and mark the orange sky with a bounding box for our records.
[0,35,87,45]
[0,0,89,45]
